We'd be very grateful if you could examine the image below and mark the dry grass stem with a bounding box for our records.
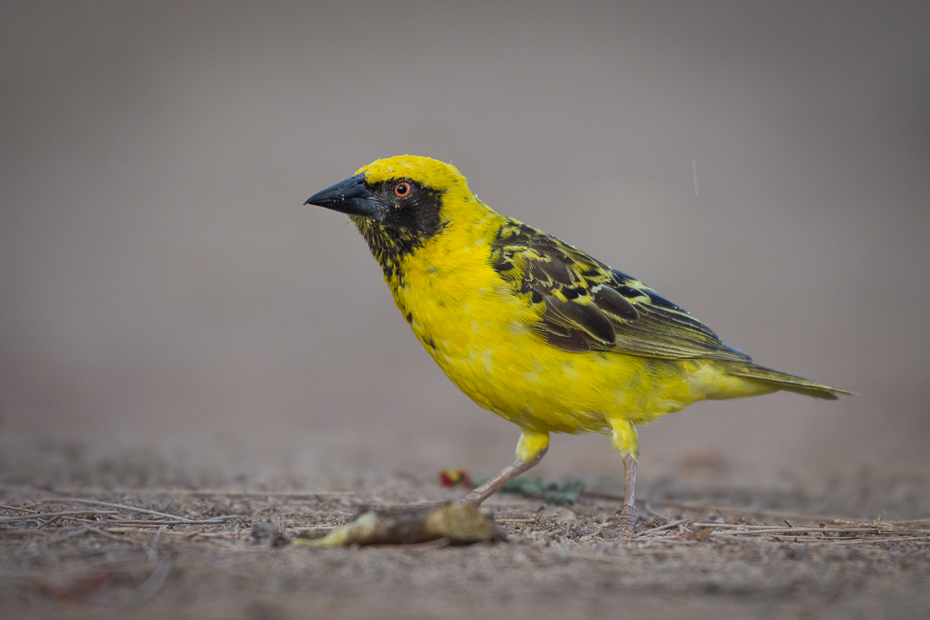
[0,510,119,524]
[22,498,192,521]
[635,519,690,537]
[0,504,41,514]
[45,487,355,499]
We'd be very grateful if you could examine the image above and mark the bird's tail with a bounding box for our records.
[724,362,852,400]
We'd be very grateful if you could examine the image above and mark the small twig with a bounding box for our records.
[496,518,536,523]
[634,519,689,538]
[0,504,41,514]
[0,510,119,524]
[93,527,232,538]
[690,523,781,530]
[36,517,61,529]
[24,498,191,522]
[47,487,355,499]
[369,501,443,507]
[97,516,245,526]
[46,516,243,528]
[176,531,242,539]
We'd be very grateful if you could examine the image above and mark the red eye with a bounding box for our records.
[393,182,411,197]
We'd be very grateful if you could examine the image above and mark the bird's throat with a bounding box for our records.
[350,216,424,284]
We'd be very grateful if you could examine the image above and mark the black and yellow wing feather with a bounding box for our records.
[490,221,751,362]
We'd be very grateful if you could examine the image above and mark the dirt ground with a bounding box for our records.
[1,441,928,620]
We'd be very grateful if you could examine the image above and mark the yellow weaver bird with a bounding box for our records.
[305,155,850,534]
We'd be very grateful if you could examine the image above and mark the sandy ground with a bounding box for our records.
[1,440,928,620]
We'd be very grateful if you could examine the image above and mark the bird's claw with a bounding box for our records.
[618,504,637,537]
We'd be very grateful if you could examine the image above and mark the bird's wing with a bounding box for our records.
[490,221,751,361]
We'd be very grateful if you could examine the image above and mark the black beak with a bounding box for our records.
[304,173,384,220]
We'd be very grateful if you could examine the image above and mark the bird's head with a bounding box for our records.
[305,155,487,278]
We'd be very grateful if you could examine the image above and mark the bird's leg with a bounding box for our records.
[618,454,637,536]
[464,447,548,505]
[608,420,639,536]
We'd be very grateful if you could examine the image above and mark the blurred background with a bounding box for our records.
[2,1,928,488]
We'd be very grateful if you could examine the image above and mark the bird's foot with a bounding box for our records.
[618,504,637,537]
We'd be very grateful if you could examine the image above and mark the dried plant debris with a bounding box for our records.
[295,502,504,547]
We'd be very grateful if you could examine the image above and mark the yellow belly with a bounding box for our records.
[390,241,768,440]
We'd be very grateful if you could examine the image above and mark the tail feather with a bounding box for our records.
[725,363,852,400]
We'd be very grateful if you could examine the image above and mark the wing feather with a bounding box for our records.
[490,221,750,362]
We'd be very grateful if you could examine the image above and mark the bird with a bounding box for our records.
[304,155,850,534]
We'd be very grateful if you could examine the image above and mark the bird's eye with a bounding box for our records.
[393,182,411,198]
